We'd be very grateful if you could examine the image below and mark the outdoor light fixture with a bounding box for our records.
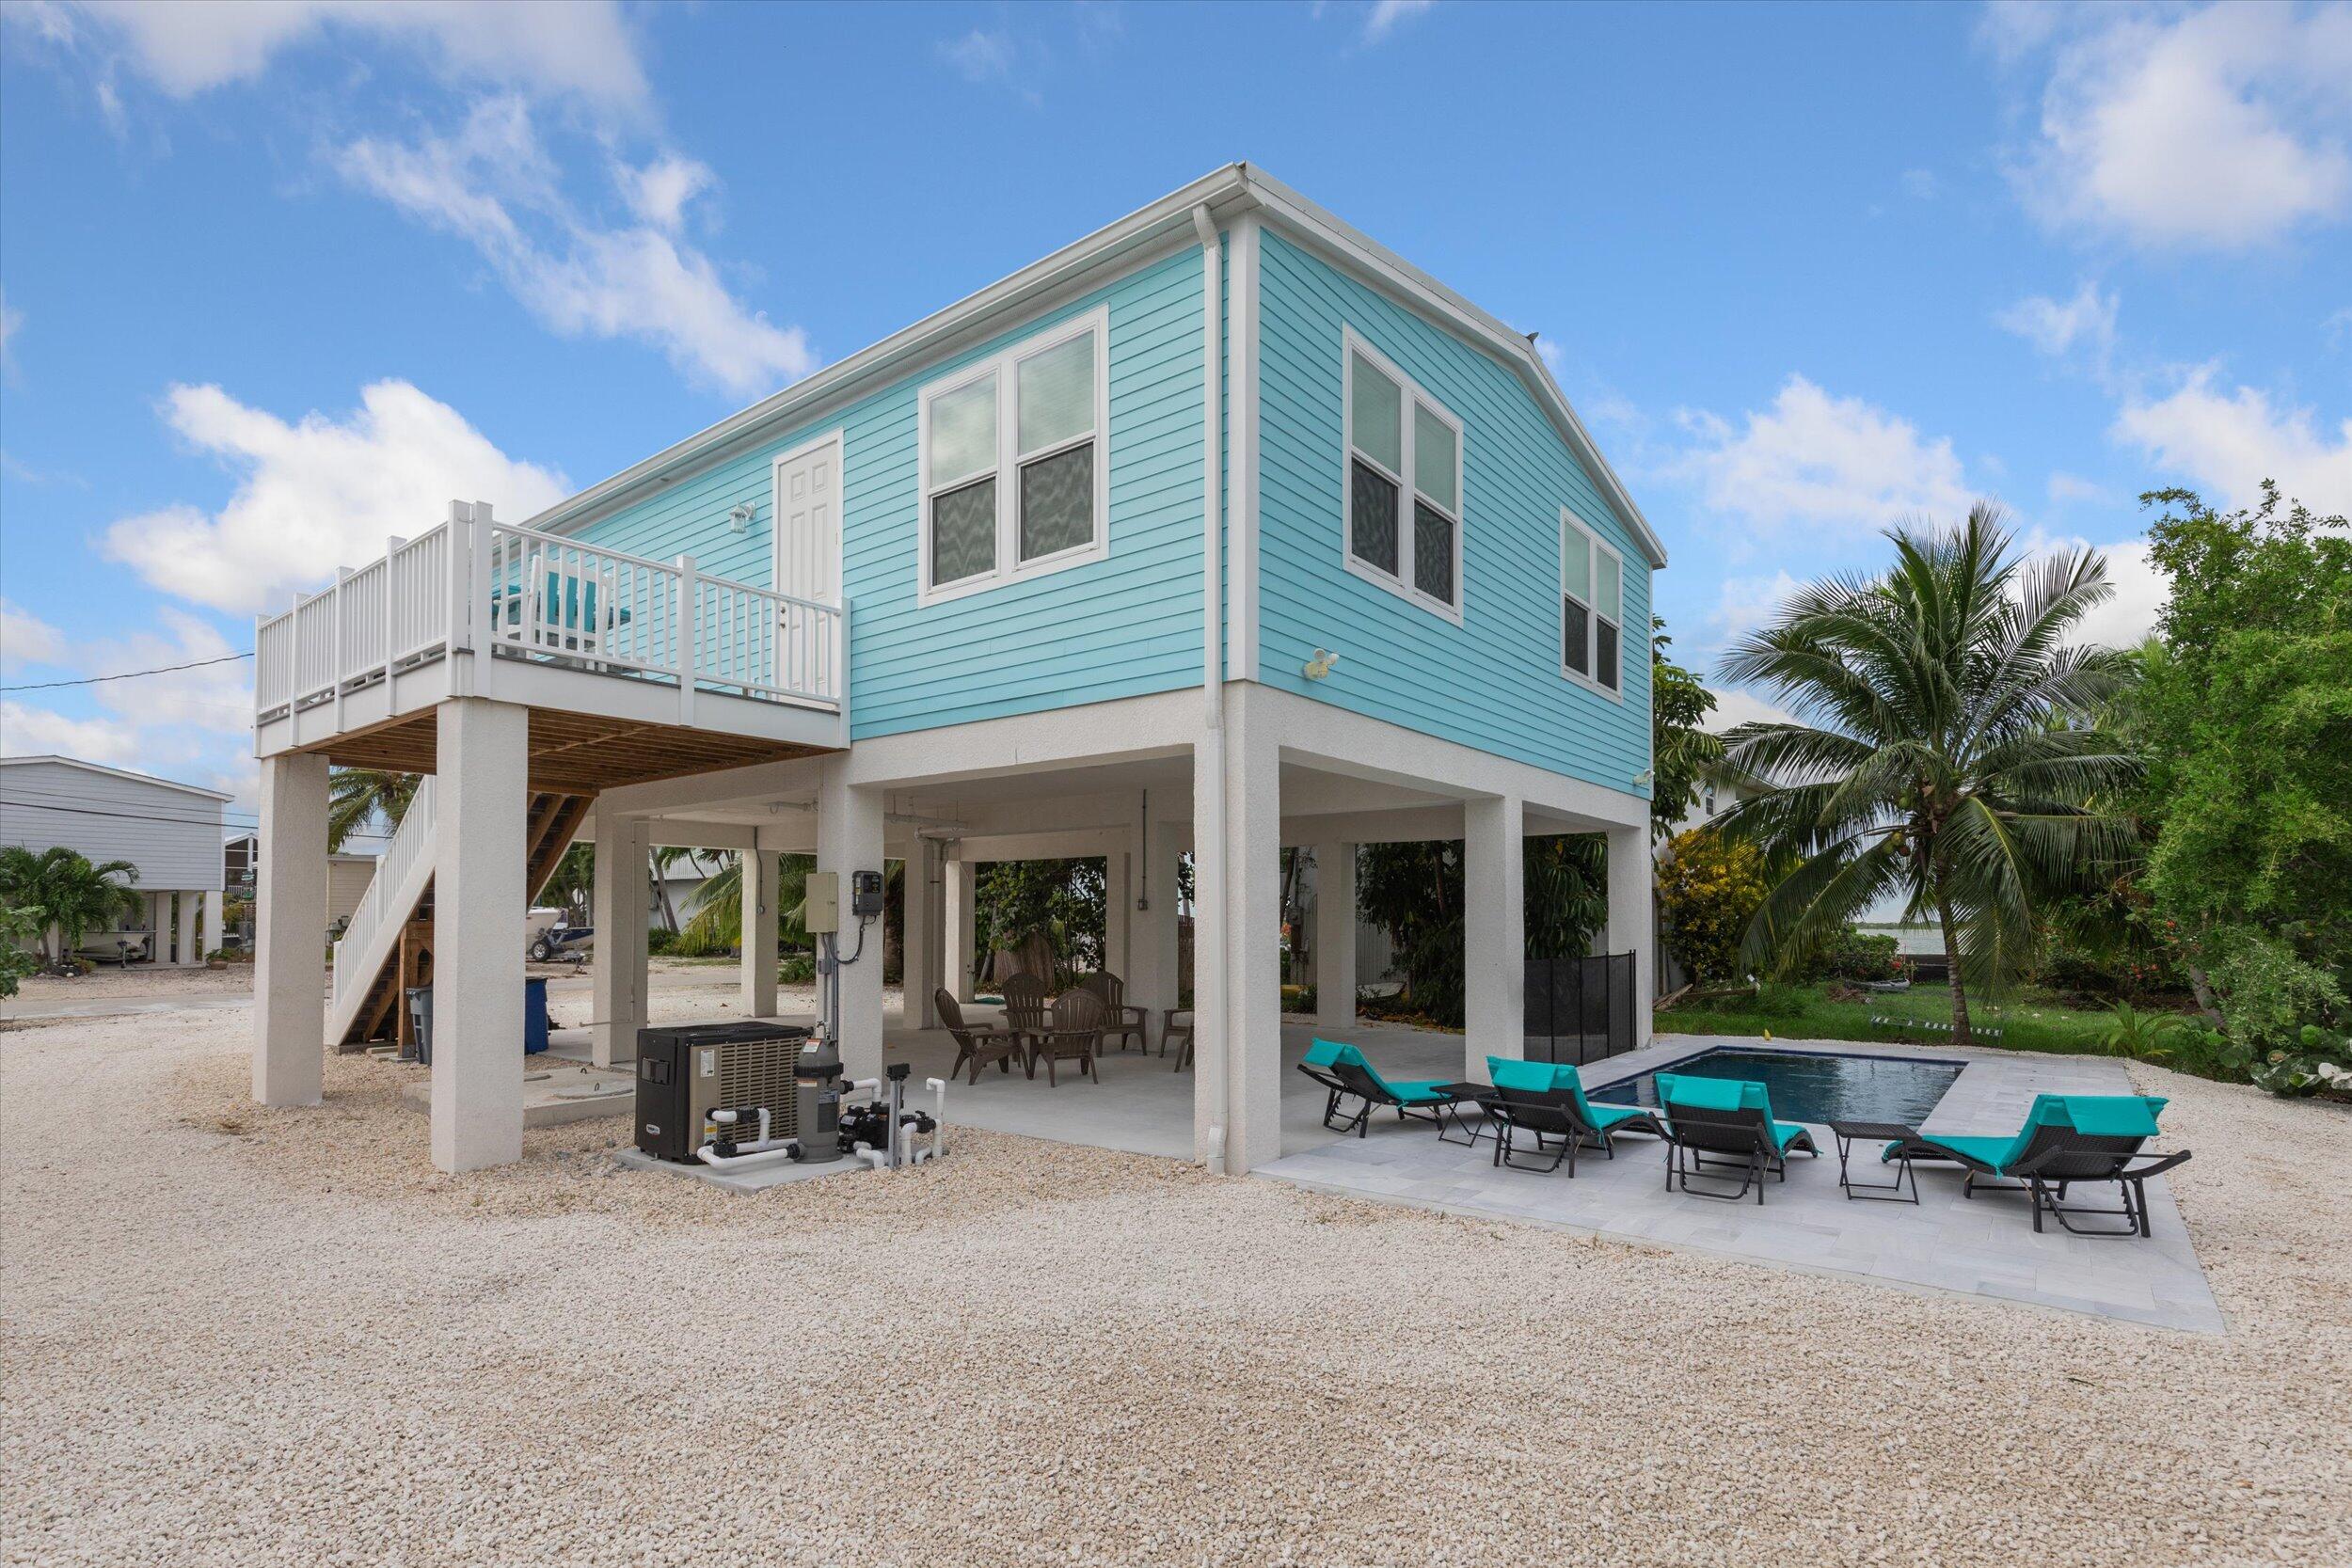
[1303,648,1340,680]
[1633,768,1655,786]
[728,503,755,533]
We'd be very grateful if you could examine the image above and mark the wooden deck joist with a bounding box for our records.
[305,707,833,794]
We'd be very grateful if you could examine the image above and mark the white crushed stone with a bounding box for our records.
[3,1006,2347,1567]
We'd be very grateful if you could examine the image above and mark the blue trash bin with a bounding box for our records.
[523,976,549,1054]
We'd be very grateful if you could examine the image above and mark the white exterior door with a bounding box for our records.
[771,436,841,700]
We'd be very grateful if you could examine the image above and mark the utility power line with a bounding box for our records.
[0,651,253,693]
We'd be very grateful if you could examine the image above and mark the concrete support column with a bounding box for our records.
[818,756,885,1084]
[147,891,170,962]
[431,697,529,1172]
[1605,824,1655,1052]
[899,840,938,1029]
[1312,842,1357,1035]
[944,854,977,1003]
[175,889,202,967]
[253,752,330,1106]
[591,800,648,1069]
[1464,794,1526,1076]
[1198,689,1283,1174]
[200,889,224,962]
[739,848,779,1018]
[1126,823,1178,1027]
[1104,845,1132,987]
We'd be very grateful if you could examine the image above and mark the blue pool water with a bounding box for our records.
[1590,1048,1962,1127]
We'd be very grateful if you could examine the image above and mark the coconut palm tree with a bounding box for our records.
[327,768,421,853]
[1712,503,2139,1044]
[0,845,141,965]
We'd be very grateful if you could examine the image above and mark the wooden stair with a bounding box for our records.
[338,791,594,1047]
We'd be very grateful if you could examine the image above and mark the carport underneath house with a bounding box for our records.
[252,683,1655,1175]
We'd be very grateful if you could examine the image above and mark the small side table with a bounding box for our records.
[1433,1082,1492,1147]
[1830,1120,1925,1203]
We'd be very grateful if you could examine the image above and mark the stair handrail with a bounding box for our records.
[332,776,437,1006]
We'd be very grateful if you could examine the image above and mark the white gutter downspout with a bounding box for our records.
[1189,201,1229,1176]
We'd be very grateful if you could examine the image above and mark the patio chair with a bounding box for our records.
[1163,1007,1194,1071]
[999,973,1053,1072]
[1475,1056,1665,1176]
[1885,1094,2190,1237]
[1031,988,1106,1086]
[1295,1039,1454,1138]
[938,990,1023,1085]
[1072,972,1150,1052]
[1656,1073,1819,1204]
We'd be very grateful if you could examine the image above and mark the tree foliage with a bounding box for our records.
[0,846,141,964]
[1649,622,1724,843]
[974,858,1104,982]
[1711,503,2138,1046]
[1655,829,1768,986]
[1355,835,1606,1028]
[326,768,420,854]
[2134,483,2351,1046]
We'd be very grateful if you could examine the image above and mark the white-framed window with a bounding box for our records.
[1341,327,1464,622]
[1560,508,1624,698]
[917,308,1110,605]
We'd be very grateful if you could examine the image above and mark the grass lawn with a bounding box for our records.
[1661,980,2136,1057]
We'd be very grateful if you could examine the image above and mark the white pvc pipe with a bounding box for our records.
[695,1141,802,1172]
[925,1076,948,1161]
[850,1144,890,1171]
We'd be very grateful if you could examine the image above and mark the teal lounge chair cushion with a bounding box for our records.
[1659,1072,1806,1152]
[1906,1092,2166,1175]
[1306,1039,1450,1104]
[1486,1055,1646,1135]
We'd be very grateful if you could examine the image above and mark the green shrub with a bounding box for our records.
[1749,982,1807,1019]
[645,928,676,957]
[1805,927,1913,985]
[1655,830,1768,986]
[668,923,731,958]
[777,953,816,985]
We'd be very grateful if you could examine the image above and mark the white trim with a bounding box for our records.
[1227,215,1262,684]
[0,754,236,801]
[1558,507,1625,703]
[1190,205,1224,724]
[1340,326,1465,626]
[914,307,1112,609]
[522,164,1664,573]
[769,428,846,603]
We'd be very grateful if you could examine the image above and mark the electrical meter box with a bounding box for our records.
[803,870,839,932]
[850,869,884,918]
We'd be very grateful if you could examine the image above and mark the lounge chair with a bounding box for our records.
[1475,1056,1665,1174]
[1886,1094,2190,1237]
[1030,989,1106,1086]
[1656,1073,1819,1204]
[1295,1039,1455,1137]
[999,973,1053,1072]
[1072,972,1150,1053]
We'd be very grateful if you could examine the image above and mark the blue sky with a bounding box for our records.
[2,0,2347,826]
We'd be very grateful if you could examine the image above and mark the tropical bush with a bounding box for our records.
[0,906,41,999]
[0,846,141,966]
[1655,830,1768,986]
[1806,927,1912,985]
[777,953,816,986]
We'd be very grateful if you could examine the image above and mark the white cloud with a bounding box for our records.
[2007,4,2352,249]
[336,99,816,398]
[33,0,649,115]
[2045,470,2109,506]
[1995,280,2118,360]
[1363,0,1436,44]
[617,155,712,234]
[939,28,1015,83]
[0,287,21,366]
[0,601,68,676]
[1899,167,1939,200]
[101,378,568,614]
[2113,369,2352,515]
[0,701,155,769]
[1674,375,1975,536]
[2017,530,2168,652]
[1705,570,1803,658]
[1703,686,1799,734]
[78,609,256,736]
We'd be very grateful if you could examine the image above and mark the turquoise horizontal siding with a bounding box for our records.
[572,245,1212,739]
[1253,229,1652,801]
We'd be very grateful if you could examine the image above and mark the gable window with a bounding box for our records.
[1561,509,1624,697]
[1343,328,1463,621]
[919,308,1109,604]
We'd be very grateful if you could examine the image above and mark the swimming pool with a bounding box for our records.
[1590,1048,1962,1127]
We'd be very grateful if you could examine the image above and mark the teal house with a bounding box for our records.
[249,166,1667,1175]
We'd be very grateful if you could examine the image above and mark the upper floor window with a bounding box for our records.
[1343,328,1463,622]
[918,309,1109,605]
[1561,509,1623,697]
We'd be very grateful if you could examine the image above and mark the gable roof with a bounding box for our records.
[532,164,1666,568]
[0,754,235,802]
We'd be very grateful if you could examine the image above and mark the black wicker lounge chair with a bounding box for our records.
[1656,1073,1819,1204]
[1474,1055,1664,1174]
[1883,1094,2190,1237]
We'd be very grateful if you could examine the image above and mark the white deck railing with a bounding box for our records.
[330,776,436,1011]
[253,502,845,725]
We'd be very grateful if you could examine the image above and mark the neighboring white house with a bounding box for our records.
[0,755,230,963]
[225,833,379,939]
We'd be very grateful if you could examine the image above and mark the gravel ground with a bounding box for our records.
[9,964,257,1003]
[4,1006,2348,1567]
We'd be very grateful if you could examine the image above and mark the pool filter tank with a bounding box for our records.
[793,1033,847,1164]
